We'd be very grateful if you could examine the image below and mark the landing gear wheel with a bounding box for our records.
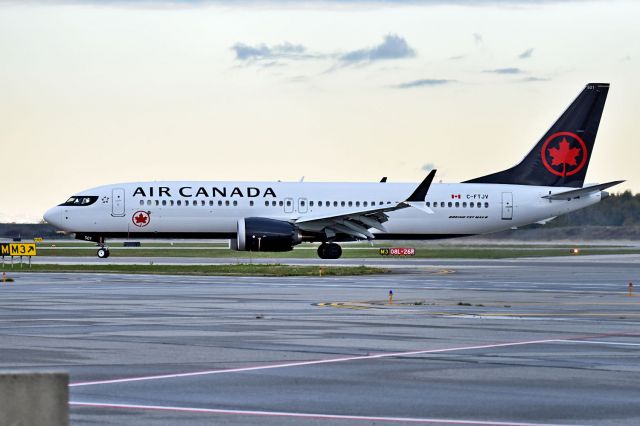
[97,248,110,259]
[317,243,342,259]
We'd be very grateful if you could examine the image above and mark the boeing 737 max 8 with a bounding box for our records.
[44,83,622,259]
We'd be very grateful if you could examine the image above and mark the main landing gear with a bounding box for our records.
[317,243,342,260]
[97,247,110,259]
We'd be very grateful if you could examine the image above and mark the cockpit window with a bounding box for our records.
[59,196,98,206]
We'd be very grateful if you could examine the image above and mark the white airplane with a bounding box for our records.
[44,83,622,259]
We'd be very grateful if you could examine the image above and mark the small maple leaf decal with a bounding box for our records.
[548,138,581,167]
[134,213,148,224]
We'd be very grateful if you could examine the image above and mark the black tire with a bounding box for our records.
[317,244,328,259]
[326,243,342,259]
[97,248,107,259]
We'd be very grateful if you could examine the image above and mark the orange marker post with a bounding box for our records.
[389,289,393,305]
[2,271,6,284]
[629,282,633,297]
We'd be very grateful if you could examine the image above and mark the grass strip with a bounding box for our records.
[2,264,388,276]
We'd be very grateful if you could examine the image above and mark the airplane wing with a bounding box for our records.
[293,170,436,240]
[542,180,624,201]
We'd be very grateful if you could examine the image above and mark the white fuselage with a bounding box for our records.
[43,181,603,240]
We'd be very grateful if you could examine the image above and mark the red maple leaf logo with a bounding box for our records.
[541,132,588,177]
[134,213,148,224]
[547,137,582,176]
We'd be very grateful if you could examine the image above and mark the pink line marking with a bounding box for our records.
[70,338,562,387]
[70,401,580,426]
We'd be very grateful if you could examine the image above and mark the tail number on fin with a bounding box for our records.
[541,131,587,177]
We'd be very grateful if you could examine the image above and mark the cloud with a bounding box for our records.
[395,79,454,89]
[518,48,535,59]
[421,163,436,172]
[520,76,549,82]
[449,55,465,60]
[231,42,310,62]
[473,33,483,45]
[483,67,524,74]
[339,34,416,65]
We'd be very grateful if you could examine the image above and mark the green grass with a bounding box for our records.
[32,246,640,259]
[2,264,387,276]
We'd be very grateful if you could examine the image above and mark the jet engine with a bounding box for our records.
[230,218,302,252]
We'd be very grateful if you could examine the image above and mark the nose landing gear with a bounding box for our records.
[317,243,342,259]
[97,247,110,259]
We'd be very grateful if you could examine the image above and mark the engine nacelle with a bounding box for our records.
[230,218,302,252]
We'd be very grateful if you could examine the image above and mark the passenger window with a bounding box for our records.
[201,200,205,206]
[286,200,292,206]
[301,201,306,206]
[209,200,213,206]
[310,201,314,207]
[485,202,489,208]
[470,202,474,208]
[147,200,152,206]
[250,201,254,206]
[265,201,269,207]
[341,201,345,207]
[193,202,197,207]
[348,201,352,207]
[318,201,323,207]
[279,201,283,207]
[225,200,230,206]
[170,200,174,206]
[455,202,459,208]
[272,201,276,206]
[233,200,237,206]
[333,201,338,207]
[448,202,452,207]
[186,200,190,206]
[463,202,467,208]
[162,200,167,206]
[139,200,144,206]
[363,201,368,207]
[440,202,445,207]
[177,200,182,206]
[218,200,223,206]
[426,202,430,207]
[356,201,360,207]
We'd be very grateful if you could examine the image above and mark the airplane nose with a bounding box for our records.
[44,206,62,228]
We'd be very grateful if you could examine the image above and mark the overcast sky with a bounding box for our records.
[0,0,638,222]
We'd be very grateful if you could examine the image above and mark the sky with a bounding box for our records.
[0,0,638,222]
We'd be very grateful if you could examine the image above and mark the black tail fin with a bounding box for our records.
[465,83,609,187]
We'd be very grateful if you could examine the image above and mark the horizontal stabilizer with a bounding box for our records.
[542,180,624,200]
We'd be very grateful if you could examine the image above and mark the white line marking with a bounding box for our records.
[557,340,640,347]
[70,401,581,426]
[70,338,562,387]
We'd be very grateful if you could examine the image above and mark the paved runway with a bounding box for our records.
[1,258,640,425]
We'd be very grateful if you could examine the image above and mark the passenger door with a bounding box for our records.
[501,192,513,220]
[112,188,126,217]
[284,197,294,214]
[298,198,308,214]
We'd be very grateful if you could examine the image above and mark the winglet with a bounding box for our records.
[406,169,437,202]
